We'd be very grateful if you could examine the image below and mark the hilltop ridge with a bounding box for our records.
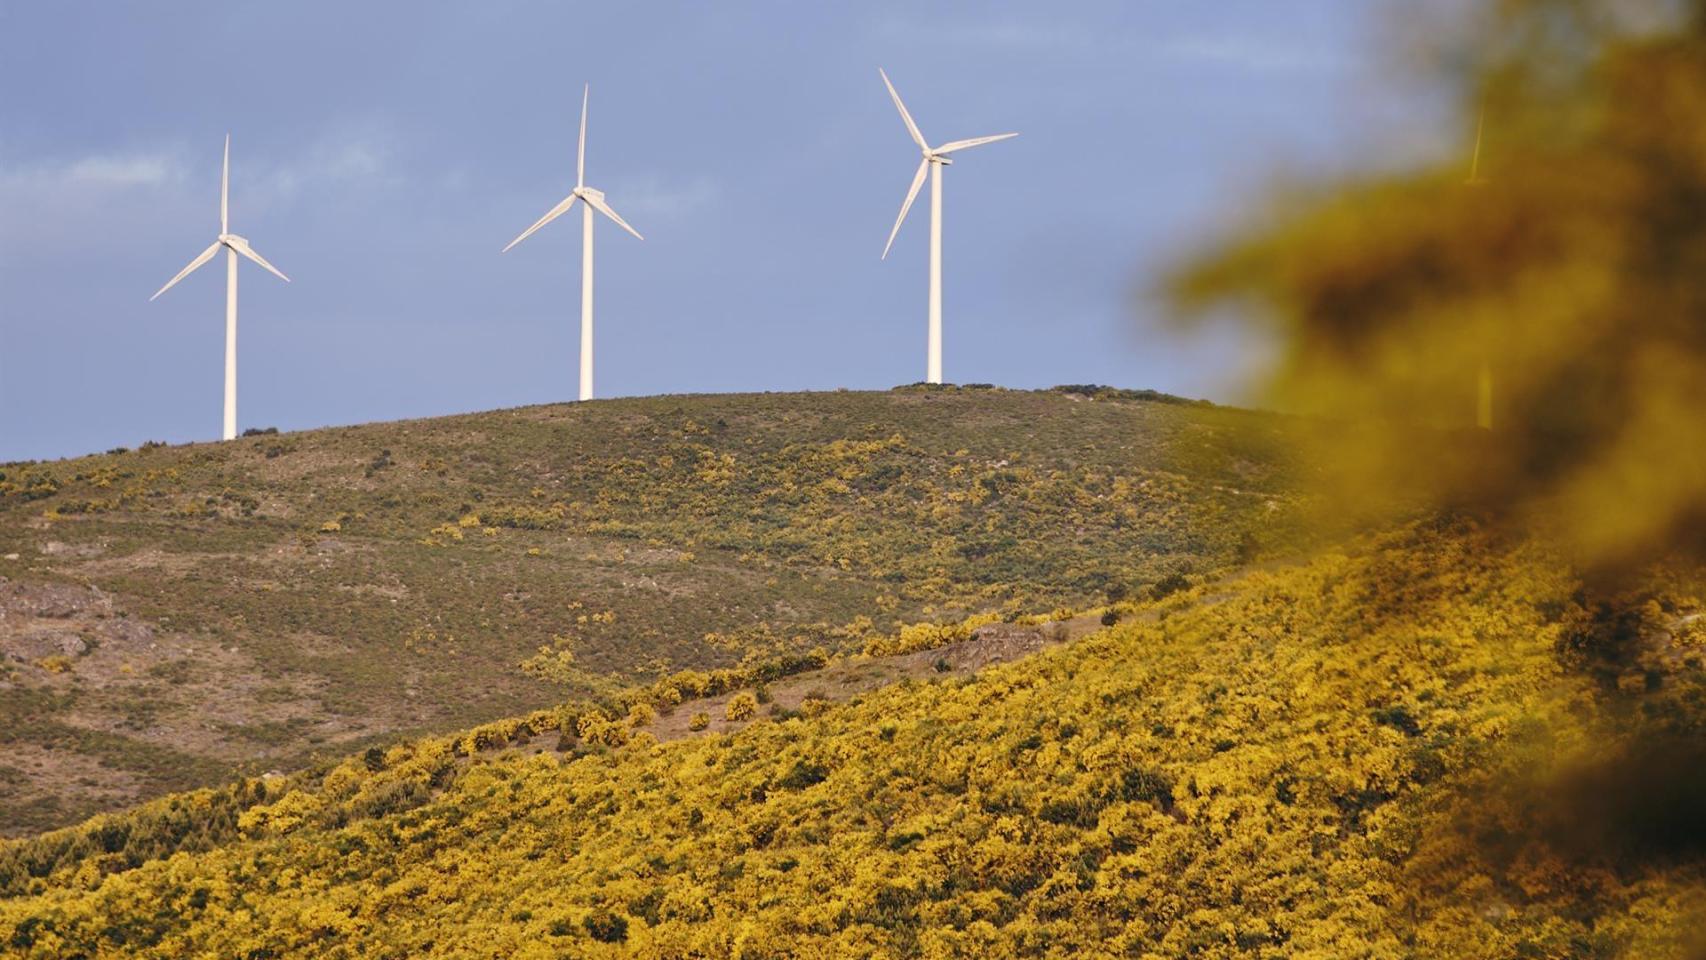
[0,386,1302,834]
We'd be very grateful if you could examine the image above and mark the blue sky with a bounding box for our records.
[0,1,1443,461]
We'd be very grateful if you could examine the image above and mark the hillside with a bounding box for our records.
[3,521,1702,957]
[0,386,1303,834]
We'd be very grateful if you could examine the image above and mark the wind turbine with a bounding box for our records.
[503,84,644,402]
[150,135,290,441]
[878,68,1016,385]
[1466,106,1492,429]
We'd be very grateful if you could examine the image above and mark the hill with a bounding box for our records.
[0,386,1303,835]
[3,521,1702,957]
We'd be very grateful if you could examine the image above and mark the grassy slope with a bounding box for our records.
[0,387,1302,834]
[4,523,1702,958]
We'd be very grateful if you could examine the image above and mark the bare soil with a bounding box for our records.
[0,575,395,835]
[645,613,1108,743]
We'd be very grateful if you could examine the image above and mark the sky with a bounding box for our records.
[0,1,1447,462]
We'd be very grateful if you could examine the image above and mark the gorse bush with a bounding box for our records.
[724,692,757,722]
[2,523,1701,956]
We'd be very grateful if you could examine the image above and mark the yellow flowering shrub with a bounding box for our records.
[3,523,1702,957]
[724,692,758,722]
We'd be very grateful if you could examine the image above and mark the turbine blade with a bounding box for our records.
[882,158,929,260]
[879,68,927,150]
[502,193,579,252]
[149,241,222,301]
[221,134,230,233]
[227,236,290,283]
[934,132,1018,154]
[578,84,589,189]
[583,192,643,241]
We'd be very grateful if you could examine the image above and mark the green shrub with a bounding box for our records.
[777,761,829,791]
[1150,573,1191,601]
[583,910,628,943]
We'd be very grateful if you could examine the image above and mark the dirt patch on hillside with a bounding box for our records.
[0,744,142,826]
[64,546,228,580]
[39,540,107,560]
[645,613,1108,742]
[486,612,1115,766]
[0,575,389,836]
[250,445,357,484]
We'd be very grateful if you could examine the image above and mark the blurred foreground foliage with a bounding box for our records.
[1169,2,1706,949]
[1169,0,1706,577]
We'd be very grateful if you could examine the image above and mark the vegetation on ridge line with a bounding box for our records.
[0,388,1305,834]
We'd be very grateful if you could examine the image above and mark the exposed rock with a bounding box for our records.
[0,579,110,619]
[105,618,156,646]
[6,629,85,663]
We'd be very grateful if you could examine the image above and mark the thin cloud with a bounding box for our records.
[0,149,192,256]
[0,132,395,206]
[63,154,183,187]
[1160,35,1343,74]
[251,135,397,205]
[895,16,1100,52]
[0,131,399,258]
[608,174,720,221]
[876,10,1341,76]
[0,150,186,193]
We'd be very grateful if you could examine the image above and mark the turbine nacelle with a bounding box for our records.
[502,88,644,253]
[503,183,643,251]
[877,68,1017,261]
[220,233,290,283]
[150,142,289,302]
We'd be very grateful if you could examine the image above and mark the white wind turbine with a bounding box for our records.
[878,68,1017,385]
[150,135,290,441]
[503,85,644,402]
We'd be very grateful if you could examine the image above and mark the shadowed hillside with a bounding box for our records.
[0,386,1304,834]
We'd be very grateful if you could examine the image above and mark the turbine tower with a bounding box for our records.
[878,68,1016,385]
[503,84,643,402]
[150,136,290,441]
